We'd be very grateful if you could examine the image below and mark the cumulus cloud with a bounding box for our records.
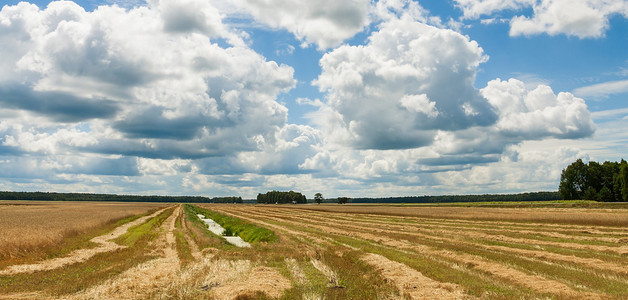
[0,0,604,197]
[314,14,496,150]
[223,0,372,49]
[483,78,596,139]
[305,13,596,184]
[0,0,296,162]
[454,0,628,38]
[0,0,320,188]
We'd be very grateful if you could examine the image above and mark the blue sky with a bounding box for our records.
[0,0,627,198]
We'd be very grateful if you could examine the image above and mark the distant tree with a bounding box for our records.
[314,193,323,204]
[583,186,597,201]
[620,164,628,202]
[256,191,307,204]
[559,159,588,200]
[597,186,613,202]
[337,197,349,204]
[586,161,603,192]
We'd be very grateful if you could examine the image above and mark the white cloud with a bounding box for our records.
[510,0,628,38]
[399,94,439,118]
[314,14,496,150]
[0,0,611,198]
[0,0,317,190]
[303,15,596,188]
[573,79,628,98]
[455,0,628,38]
[483,78,596,139]
[225,0,372,50]
[0,0,297,162]
[455,0,534,19]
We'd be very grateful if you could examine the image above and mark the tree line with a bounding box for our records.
[257,191,307,204]
[0,191,218,203]
[211,196,243,203]
[350,192,560,203]
[559,159,628,201]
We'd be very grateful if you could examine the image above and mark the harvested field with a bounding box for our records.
[1,201,627,299]
[0,201,167,265]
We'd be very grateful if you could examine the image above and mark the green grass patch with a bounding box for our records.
[187,204,277,243]
[182,204,231,250]
[114,208,172,247]
[174,214,195,264]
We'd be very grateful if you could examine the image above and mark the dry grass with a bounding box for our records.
[0,201,167,264]
[210,204,628,299]
[3,201,628,299]
[0,207,175,296]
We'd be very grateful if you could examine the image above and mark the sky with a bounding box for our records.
[0,0,627,198]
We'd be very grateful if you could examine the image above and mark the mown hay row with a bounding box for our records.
[214,205,626,298]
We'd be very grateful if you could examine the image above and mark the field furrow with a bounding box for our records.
[211,204,628,298]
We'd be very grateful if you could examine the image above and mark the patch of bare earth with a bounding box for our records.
[362,253,468,299]
[67,205,181,300]
[0,206,172,276]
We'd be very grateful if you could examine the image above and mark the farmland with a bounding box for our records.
[1,201,628,299]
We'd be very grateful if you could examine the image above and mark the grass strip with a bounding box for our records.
[173,214,193,264]
[187,204,277,243]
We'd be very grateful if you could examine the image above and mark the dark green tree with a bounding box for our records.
[586,161,603,192]
[314,193,323,204]
[583,186,598,201]
[559,159,588,200]
[620,164,628,202]
[337,197,349,204]
[597,186,613,202]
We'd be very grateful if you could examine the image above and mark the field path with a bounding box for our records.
[0,206,172,276]
[68,205,181,299]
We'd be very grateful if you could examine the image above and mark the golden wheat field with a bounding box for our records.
[0,201,167,264]
[1,201,628,299]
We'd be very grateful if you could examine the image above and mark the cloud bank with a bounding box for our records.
[455,0,628,38]
[0,0,602,197]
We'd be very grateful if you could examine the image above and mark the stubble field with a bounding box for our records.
[1,201,627,299]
